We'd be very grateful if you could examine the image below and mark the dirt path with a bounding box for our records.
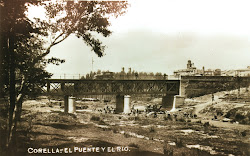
[193,94,250,131]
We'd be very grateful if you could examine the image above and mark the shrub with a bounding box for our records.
[134,116,140,121]
[175,138,184,148]
[98,120,106,125]
[196,120,202,123]
[149,126,156,133]
[178,118,186,122]
[234,130,247,137]
[90,115,100,121]
[128,116,140,121]
[112,127,120,133]
[235,113,245,120]
[241,118,249,125]
[240,130,247,137]
[128,143,139,149]
[124,132,130,138]
[164,114,172,121]
[203,122,210,127]
[163,144,173,156]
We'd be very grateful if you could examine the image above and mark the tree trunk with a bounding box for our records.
[0,46,3,98]
[0,4,3,99]
[14,78,27,131]
[7,34,16,147]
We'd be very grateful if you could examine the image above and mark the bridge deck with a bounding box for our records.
[41,79,180,96]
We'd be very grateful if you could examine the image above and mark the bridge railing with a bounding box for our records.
[43,79,180,96]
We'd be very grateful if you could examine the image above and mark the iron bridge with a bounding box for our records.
[39,79,180,96]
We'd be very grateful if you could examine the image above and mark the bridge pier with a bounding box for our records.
[124,95,131,114]
[162,95,175,110]
[64,95,69,113]
[115,95,124,113]
[162,95,185,111]
[174,95,185,108]
[115,95,131,114]
[68,96,76,113]
[63,95,76,113]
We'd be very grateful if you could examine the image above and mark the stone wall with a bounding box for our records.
[181,76,250,98]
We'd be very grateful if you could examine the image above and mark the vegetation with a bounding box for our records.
[82,69,168,80]
[0,0,128,152]
[225,106,250,125]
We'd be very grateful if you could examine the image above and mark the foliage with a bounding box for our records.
[82,69,168,80]
[0,0,128,149]
[90,115,101,121]
[128,143,139,149]
[39,0,128,58]
[225,106,250,125]
[149,126,156,133]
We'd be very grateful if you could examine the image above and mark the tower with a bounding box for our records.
[187,60,192,69]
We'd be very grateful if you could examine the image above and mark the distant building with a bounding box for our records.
[221,66,250,77]
[173,60,197,76]
[235,67,250,77]
[94,72,114,80]
[173,60,221,77]
[214,69,222,76]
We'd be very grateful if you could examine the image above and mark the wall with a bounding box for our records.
[181,76,250,98]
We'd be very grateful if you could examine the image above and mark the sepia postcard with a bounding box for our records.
[0,0,249,156]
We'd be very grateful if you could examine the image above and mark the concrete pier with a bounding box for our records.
[124,95,131,114]
[64,95,69,113]
[162,95,175,110]
[115,95,124,113]
[174,95,185,107]
[68,96,76,113]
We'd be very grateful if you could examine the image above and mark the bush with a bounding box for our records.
[235,113,245,120]
[112,127,120,133]
[175,138,184,148]
[149,126,156,133]
[203,122,210,127]
[241,130,247,137]
[196,120,202,123]
[241,118,249,125]
[134,116,140,121]
[128,143,139,149]
[163,140,174,156]
[178,118,186,122]
[164,114,172,121]
[124,132,130,138]
[98,120,106,125]
[234,130,247,137]
[163,144,173,156]
[128,116,140,121]
[90,115,100,121]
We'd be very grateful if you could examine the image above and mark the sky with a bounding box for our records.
[33,0,250,78]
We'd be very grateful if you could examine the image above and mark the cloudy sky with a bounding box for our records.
[43,0,250,78]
